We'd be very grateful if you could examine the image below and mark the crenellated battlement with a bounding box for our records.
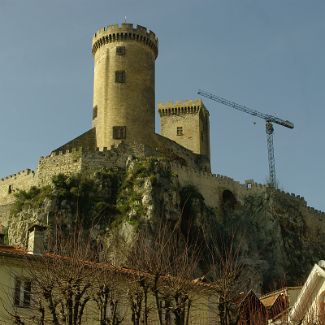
[275,190,307,205]
[169,162,325,218]
[4,148,322,218]
[92,23,158,57]
[306,206,325,217]
[0,168,35,183]
[0,168,36,206]
[1,146,325,224]
[39,146,83,161]
[158,99,205,116]
[39,142,151,165]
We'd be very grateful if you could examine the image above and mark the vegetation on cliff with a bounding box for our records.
[7,157,325,294]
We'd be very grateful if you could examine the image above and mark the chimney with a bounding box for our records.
[27,225,46,255]
[0,225,5,245]
[318,260,325,269]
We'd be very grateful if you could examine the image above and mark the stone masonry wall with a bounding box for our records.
[160,110,201,154]
[1,143,324,234]
[0,204,13,227]
[92,24,157,150]
[0,169,37,227]
[172,163,244,208]
[158,99,210,159]
[153,134,210,171]
[172,162,325,234]
[80,142,153,175]
[37,148,83,186]
[0,169,36,205]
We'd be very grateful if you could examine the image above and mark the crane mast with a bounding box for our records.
[198,90,294,188]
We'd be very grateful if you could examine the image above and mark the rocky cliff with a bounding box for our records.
[6,156,325,293]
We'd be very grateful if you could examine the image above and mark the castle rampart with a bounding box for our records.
[172,163,244,208]
[171,162,325,229]
[92,23,158,57]
[0,169,36,205]
[1,143,324,235]
[37,147,83,186]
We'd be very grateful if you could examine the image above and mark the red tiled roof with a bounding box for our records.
[0,245,216,290]
[0,244,27,257]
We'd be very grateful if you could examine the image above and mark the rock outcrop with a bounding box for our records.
[6,157,325,293]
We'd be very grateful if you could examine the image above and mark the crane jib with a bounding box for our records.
[197,90,294,129]
[197,89,294,188]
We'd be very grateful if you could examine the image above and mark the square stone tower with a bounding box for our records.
[158,99,210,159]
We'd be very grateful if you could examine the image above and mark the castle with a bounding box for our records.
[0,23,324,232]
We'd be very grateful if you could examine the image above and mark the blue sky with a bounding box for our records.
[0,0,324,211]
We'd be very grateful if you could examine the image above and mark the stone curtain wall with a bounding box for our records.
[1,143,324,231]
[172,162,325,225]
[37,148,83,186]
[172,163,243,208]
[0,169,37,227]
[0,169,36,205]
[80,142,151,175]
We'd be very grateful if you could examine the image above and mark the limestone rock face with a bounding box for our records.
[8,208,40,247]
[105,157,182,262]
[5,157,325,293]
[217,189,325,291]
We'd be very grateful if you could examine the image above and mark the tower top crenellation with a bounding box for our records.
[158,99,208,116]
[92,23,158,57]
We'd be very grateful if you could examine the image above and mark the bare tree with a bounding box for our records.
[125,222,206,325]
[207,233,245,325]
[90,266,125,325]
[3,228,97,325]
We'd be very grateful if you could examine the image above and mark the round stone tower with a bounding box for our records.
[91,23,158,149]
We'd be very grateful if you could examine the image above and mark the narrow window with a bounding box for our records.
[113,126,126,139]
[176,127,183,136]
[8,185,13,194]
[115,71,125,83]
[14,278,32,308]
[14,279,21,306]
[116,46,125,56]
[23,281,32,307]
[93,106,98,119]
